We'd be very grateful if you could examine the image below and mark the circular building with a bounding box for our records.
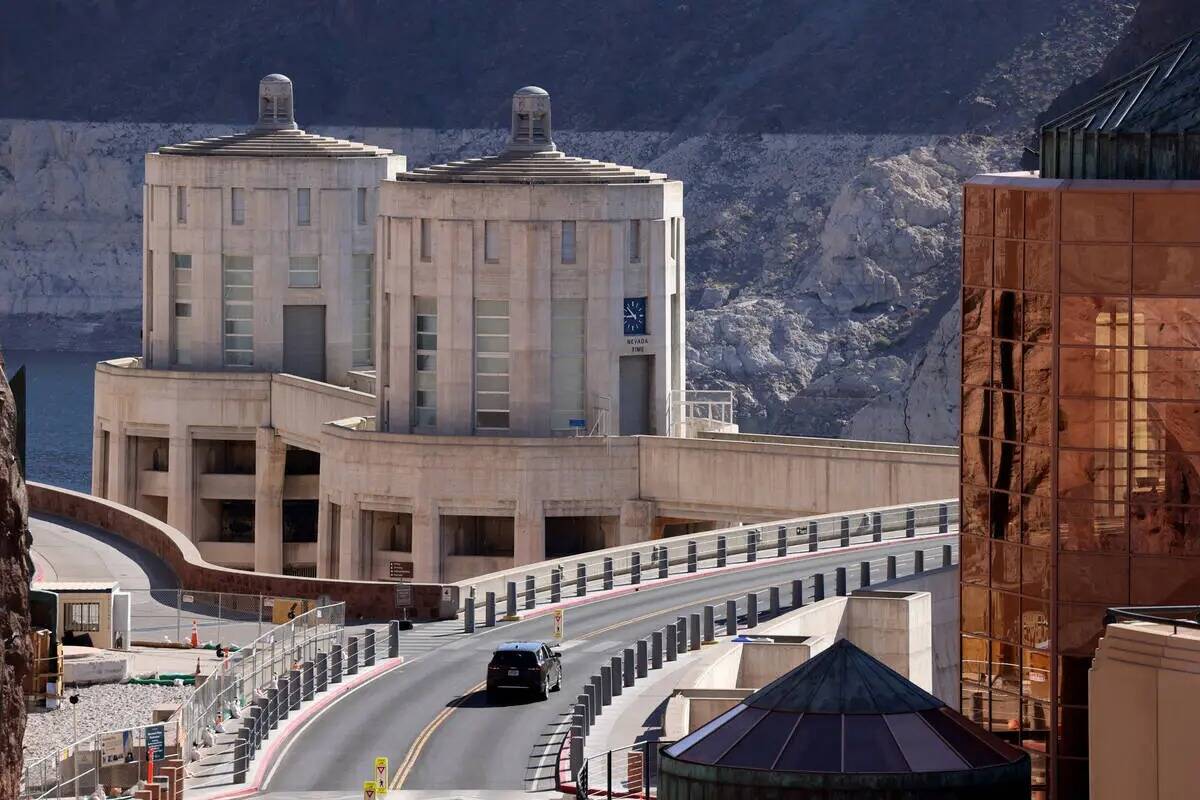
[143,74,405,380]
[660,639,1030,799]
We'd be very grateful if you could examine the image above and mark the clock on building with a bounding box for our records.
[624,297,647,336]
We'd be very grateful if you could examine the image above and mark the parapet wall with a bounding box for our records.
[27,482,456,621]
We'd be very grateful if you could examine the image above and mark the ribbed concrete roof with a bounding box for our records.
[397,149,667,185]
[158,128,393,158]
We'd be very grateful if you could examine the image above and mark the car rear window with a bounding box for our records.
[492,650,538,667]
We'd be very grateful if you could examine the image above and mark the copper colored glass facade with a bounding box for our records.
[960,175,1200,798]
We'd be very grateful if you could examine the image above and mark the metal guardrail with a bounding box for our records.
[1105,605,1200,632]
[126,589,303,645]
[459,499,958,626]
[20,603,347,799]
[558,537,959,799]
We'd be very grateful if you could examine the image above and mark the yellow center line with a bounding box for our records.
[388,537,950,788]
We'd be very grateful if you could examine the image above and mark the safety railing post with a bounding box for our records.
[631,551,642,585]
[689,613,701,650]
[860,561,871,588]
[813,573,825,601]
[651,631,664,669]
[746,592,758,628]
[603,557,614,590]
[791,578,804,609]
[906,507,916,537]
[485,592,496,627]
[777,525,787,557]
[747,530,757,562]
[835,567,847,596]
[725,599,737,636]
[716,535,727,567]
[703,605,715,643]
[665,624,678,661]
[943,543,954,567]
[623,648,635,687]
[506,582,517,619]
[808,520,818,552]
[576,563,587,596]
[915,549,925,574]
[872,512,882,542]
[769,586,780,617]
[464,597,476,634]
[525,574,536,610]
[840,517,850,547]
[551,568,562,603]
[938,503,949,533]
[687,540,698,573]
[636,639,649,678]
[887,555,898,581]
[658,547,668,579]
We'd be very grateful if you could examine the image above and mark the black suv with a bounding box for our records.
[486,641,563,699]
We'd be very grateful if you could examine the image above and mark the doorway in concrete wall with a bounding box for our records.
[283,500,318,576]
[365,510,414,581]
[283,305,326,381]
[545,516,618,558]
[440,515,514,583]
[619,355,653,435]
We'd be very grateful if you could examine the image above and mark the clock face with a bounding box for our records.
[624,297,647,336]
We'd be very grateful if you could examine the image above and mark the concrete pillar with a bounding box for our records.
[506,582,518,618]
[576,562,587,596]
[717,535,727,567]
[253,427,285,573]
[515,501,546,566]
[330,644,343,683]
[636,639,649,678]
[288,669,302,709]
[657,546,668,579]
[703,606,715,643]
[630,551,641,585]
[166,430,194,537]
[619,499,654,545]
[792,578,804,608]
[570,728,584,773]
[266,686,279,729]
[835,567,847,596]
[411,498,439,583]
[551,568,562,602]
[316,652,329,691]
[603,557,614,590]
[676,616,688,652]
[687,540,698,573]
[524,574,536,609]
[600,666,612,705]
[485,592,496,627]
[814,573,825,601]
[623,648,635,687]
[584,684,597,725]
[576,698,590,736]
[591,674,604,712]
[887,555,898,581]
[808,521,818,552]
[746,593,758,628]
[840,517,850,547]
[363,629,376,667]
[665,624,678,661]
[943,544,954,568]
[768,587,780,617]
[301,662,315,701]
[335,502,363,581]
[860,561,871,588]
[689,614,701,651]
[611,655,624,696]
[915,549,925,573]
[725,599,737,636]
[651,631,664,669]
[346,637,359,675]
[109,427,131,506]
[464,597,476,633]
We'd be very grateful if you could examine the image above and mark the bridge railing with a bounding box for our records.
[455,499,958,623]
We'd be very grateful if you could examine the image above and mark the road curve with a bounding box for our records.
[262,534,955,794]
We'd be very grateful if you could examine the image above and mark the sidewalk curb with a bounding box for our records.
[186,655,406,800]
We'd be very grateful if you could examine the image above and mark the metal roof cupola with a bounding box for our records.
[507,86,556,153]
[255,73,298,131]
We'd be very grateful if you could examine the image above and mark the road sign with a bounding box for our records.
[375,756,389,794]
[145,724,165,762]
[394,583,412,607]
[552,608,565,640]
[363,780,376,800]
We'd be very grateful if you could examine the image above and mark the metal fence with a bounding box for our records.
[459,499,959,627]
[20,603,346,799]
[126,589,316,647]
[575,741,671,800]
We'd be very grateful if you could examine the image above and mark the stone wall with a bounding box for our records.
[0,359,31,799]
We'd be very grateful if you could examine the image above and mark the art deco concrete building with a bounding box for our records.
[959,33,1200,799]
[93,80,958,586]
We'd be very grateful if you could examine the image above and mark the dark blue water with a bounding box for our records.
[2,350,123,492]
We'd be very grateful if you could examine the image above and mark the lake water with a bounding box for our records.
[2,350,123,492]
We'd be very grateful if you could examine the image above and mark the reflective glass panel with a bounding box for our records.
[963,336,990,387]
[990,539,1020,591]
[1135,349,1200,400]
[1057,449,1128,503]
[1058,398,1128,449]
[963,288,991,336]
[1021,548,1050,599]
[1057,500,1128,551]
[1022,495,1051,548]
[1059,348,1129,398]
[1131,503,1200,554]
[961,534,988,585]
[993,290,1021,341]
[1060,297,1129,346]
[962,585,990,636]
[1023,292,1051,343]
[1058,555,1130,604]
[1022,445,1052,497]
[992,590,1021,644]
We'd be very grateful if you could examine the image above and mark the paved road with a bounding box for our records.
[261,534,956,795]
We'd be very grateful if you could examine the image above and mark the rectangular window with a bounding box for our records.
[551,299,586,430]
[176,186,187,224]
[670,217,678,259]
[484,221,500,262]
[288,256,320,288]
[297,188,311,226]
[561,221,576,264]
[420,219,432,261]
[356,187,368,225]
[231,187,246,225]
[629,219,641,262]
[223,256,254,366]
[414,297,438,428]
[352,254,373,367]
[65,602,100,632]
[475,299,510,431]
[172,253,193,366]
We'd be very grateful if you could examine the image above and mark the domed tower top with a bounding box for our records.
[507,86,555,153]
[256,73,297,131]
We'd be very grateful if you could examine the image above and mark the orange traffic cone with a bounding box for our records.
[190,620,199,648]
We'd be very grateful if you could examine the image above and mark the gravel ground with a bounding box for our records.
[22,683,194,765]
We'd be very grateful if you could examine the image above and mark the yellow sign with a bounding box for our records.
[374,756,389,794]
[552,608,565,640]
[363,780,377,800]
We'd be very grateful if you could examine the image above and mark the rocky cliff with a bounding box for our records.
[0,358,31,799]
[0,0,1139,441]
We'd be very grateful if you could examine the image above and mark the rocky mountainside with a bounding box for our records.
[0,358,31,798]
[0,1,1141,442]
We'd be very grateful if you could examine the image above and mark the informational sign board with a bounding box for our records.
[552,608,565,641]
[394,584,412,607]
[375,756,389,793]
[363,781,377,800]
[144,724,165,762]
[100,732,125,766]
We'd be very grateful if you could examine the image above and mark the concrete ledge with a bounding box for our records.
[62,650,129,685]
[28,483,457,621]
